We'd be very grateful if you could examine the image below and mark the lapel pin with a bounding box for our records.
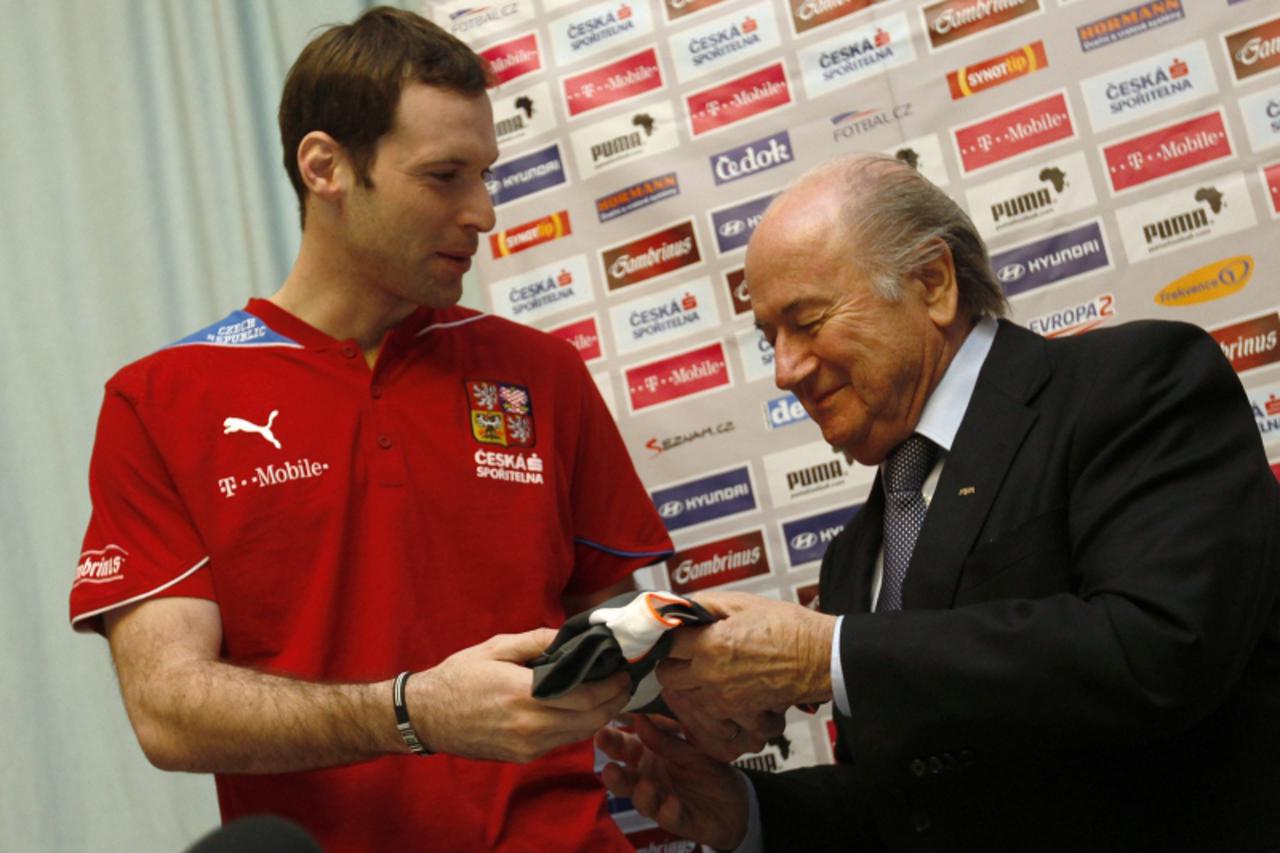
[958,486,976,496]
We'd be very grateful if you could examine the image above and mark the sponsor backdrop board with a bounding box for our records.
[428,0,1280,847]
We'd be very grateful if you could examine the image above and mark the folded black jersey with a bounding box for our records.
[529,590,716,714]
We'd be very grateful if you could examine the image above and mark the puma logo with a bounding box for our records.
[223,410,281,449]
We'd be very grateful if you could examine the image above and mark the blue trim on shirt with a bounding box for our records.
[574,537,674,560]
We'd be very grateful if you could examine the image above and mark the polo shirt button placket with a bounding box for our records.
[341,344,357,360]
[377,435,393,450]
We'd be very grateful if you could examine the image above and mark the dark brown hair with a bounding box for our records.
[278,6,492,226]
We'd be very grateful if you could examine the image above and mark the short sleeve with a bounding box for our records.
[70,387,214,633]
[565,363,673,596]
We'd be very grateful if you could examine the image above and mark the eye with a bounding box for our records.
[428,171,458,183]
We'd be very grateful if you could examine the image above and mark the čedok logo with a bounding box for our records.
[710,130,793,186]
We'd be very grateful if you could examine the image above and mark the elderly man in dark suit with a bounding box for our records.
[597,154,1280,852]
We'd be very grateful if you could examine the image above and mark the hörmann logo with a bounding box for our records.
[562,47,664,117]
[1027,294,1116,337]
[782,504,858,566]
[947,41,1048,99]
[667,530,770,594]
[626,341,732,412]
[479,32,541,86]
[922,0,1041,51]
[486,144,567,207]
[686,62,791,137]
[799,13,914,100]
[671,2,778,83]
[1224,14,1280,82]
[595,173,680,223]
[74,544,128,587]
[650,465,756,532]
[990,220,1110,297]
[711,130,794,185]
[601,220,701,291]
[789,0,890,35]
[711,192,778,255]
[1081,41,1215,134]
[1077,1,1184,53]
[953,91,1074,174]
[1156,256,1252,307]
[1211,312,1280,374]
[1102,109,1232,193]
[490,210,571,259]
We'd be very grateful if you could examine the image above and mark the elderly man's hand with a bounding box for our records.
[657,591,836,721]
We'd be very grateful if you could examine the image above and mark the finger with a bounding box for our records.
[665,628,707,661]
[594,725,643,764]
[490,627,559,662]
[599,761,637,798]
[634,713,708,765]
[538,671,631,711]
[734,710,785,745]
[631,774,664,820]
[655,657,697,690]
[664,689,736,741]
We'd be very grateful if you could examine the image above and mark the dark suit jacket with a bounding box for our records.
[750,320,1280,852]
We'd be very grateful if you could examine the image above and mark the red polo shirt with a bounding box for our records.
[71,299,672,850]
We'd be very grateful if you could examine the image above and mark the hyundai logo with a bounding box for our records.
[997,262,1026,282]
[791,532,818,550]
[719,219,746,237]
[658,500,684,518]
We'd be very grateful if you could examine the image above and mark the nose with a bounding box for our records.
[772,329,815,392]
[461,177,496,233]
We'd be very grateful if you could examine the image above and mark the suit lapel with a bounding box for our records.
[903,322,1050,609]
[846,480,884,613]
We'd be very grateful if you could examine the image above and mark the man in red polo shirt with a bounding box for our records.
[69,8,672,850]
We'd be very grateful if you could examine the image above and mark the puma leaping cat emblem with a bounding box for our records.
[223,410,281,449]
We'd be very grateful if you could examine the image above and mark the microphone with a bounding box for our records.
[185,815,321,852]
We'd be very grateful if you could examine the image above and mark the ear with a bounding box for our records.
[296,131,347,208]
[912,239,960,329]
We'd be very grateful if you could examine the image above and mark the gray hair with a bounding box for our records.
[789,153,1008,320]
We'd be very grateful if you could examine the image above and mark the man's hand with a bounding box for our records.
[415,628,631,763]
[597,715,750,850]
[658,591,836,720]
